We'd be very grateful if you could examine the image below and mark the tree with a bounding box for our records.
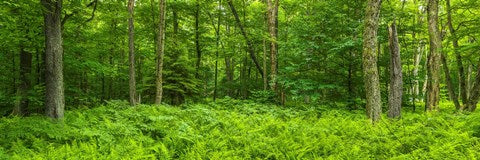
[128,0,137,106]
[267,0,279,91]
[41,0,65,119]
[388,20,402,118]
[362,0,382,122]
[426,0,441,111]
[213,0,222,101]
[446,0,467,108]
[441,53,461,109]
[155,0,166,104]
[227,0,264,78]
[466,64,480,111]
[195,1,202,78]
[13,45,32,116]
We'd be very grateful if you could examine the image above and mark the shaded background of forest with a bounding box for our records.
[1,0,480,116]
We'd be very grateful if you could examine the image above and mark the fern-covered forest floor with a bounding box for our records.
[1,99,480,159]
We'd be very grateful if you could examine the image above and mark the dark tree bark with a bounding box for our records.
[128,0,137,106]
[467,65,473,99]
[426,0,441,111]
[362,0,382,122]
[227,0,264,78]
[195,1,202,78]
[155,0,166,104]
[388,21,402,118]
[13,46,32,116]
[11,51,16,96]
[441,54,461,109]
[42,0,65,119]
[446,0,467,107]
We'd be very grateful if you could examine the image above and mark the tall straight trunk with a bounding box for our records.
[362,0,382,122]
[224,23,234,96]
[267,0,278,91]
[421,44,429,100]
[227,0,264,78]
[14,46,32,116]
[263,39,268,90]
[213,0,222,101]
[42,0,65,119]
[263,1,268,91]
[441,54,461,109]
[412,1,425,108]
[36,49,44,85]
[128,0,137,106]
[412,42,423,99]
[467,63,480,111]
[388,21,402,118]
[11,51,16,96]
[195,2,201,78]
[446,0,467,106]
[426,0,441,111]
[155,0,166,104]
[467,65,473,98]
[348,51,356,109]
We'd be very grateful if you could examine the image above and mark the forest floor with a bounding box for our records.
[1,99,480,159]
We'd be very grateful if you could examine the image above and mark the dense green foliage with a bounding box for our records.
[2,0,479,113]
[2,0,480,158]
[1,100,480,159]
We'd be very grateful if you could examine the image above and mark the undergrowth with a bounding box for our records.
[1,99,480,159]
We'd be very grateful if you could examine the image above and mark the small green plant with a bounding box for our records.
[250,90,277,104]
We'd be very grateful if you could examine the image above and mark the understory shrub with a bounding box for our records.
[0,99,479,159]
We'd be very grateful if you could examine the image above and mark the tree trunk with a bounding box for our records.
[426,0,441,111]
[467,64,480,111]
[441,54,461,109]
[467,65,473,99]
[42,0,65,119]
[446,0,467,106]
[362,0,382,122]
[213,0,222,102]
[388,21,402,118]
[128,0,137,106]
[267,0,278,91]
[412,41,423,101]
[155,0,166,104]
[13,46,32,116]
[263,39,268,90]
[11,51,16,97]
[195,1,201,78]
[227,0,264,78]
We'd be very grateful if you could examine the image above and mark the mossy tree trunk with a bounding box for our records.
[267,0,278,91]
[155,0,166,104]
[128,0,137,106]
[362,0,382,122]
[426,0,441,111]
[42,0,65,119]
